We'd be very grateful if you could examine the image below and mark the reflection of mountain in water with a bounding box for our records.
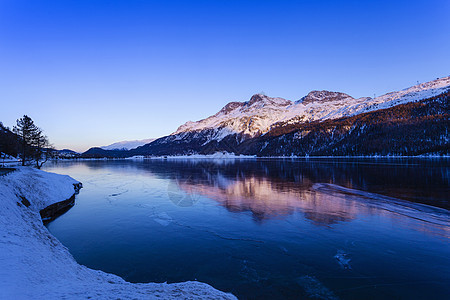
[152,158,449,229]
[142,158,449,207]
[57,159,449,230]
[177,176,358,225]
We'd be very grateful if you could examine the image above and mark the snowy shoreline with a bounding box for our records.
[0,167,236,299]
[57,152,450,161]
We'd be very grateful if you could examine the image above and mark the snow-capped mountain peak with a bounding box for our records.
[101,138,156,150]
[247,93,292,107]
[171,76,450,144]
[174,94,294,137]
[218,101,245,115]
[298,90,356,105]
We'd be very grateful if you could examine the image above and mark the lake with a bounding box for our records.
[43,158,450,299]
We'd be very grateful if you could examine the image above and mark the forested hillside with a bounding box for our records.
[129,91,449,157]
[242,91,449,156]
[0,122,19,157]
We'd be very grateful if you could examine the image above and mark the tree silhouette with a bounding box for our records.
[12,115,53,168]
[13,115,39,166]
[32,128,53,169]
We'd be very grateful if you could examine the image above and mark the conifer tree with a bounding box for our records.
[13,115,39,166]
[12,115,52,168]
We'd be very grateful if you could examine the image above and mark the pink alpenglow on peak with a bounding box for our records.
[173,76,450,141]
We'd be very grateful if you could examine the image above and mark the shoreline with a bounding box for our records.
[52,154,450,161]
[39,182,82,223]
[0,167,236,299]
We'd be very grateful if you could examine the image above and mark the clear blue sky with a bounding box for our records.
[0,0,449,152]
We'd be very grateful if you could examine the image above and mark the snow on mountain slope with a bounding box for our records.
[356,76,450,113]
[102,138,156,150]
[173,76,450,141]
[174,94,294,139]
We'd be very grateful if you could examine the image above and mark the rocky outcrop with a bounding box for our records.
[39,182,82,223]
[298,90,356,105]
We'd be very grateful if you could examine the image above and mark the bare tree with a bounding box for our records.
[32,129,54,169]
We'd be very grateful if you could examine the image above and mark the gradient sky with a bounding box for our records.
[1,0,449,152]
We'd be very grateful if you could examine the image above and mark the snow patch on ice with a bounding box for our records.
[297,275,339,300]
[335,250,352,270]
[313,183,450,227]
[151,212,173,226]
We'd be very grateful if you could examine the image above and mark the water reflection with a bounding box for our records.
[175,176,358,225]
[137,158,449,208]
[43,158,450,299]
[50,158,450,227]
[165,160,449,237]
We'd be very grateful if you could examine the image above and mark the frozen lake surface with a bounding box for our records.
[44,158,450,299]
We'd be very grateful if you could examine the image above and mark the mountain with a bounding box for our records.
[131,76,450,156]
[82,147,130,158]
[55,149,80,158]
[58,149,79,154]
[172,77,450,143]
[101,138,156,150]
[243,90,450,156]
[174,94,294,138]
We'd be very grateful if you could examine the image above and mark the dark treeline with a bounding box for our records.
[0,122,19,157]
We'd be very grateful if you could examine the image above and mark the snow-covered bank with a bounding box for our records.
[0,153,20,167]
[53,151,450,161]
[124,152,449,160]
[0,167,236,299]
[126,152,257,160]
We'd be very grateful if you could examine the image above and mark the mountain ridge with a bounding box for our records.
[131,89,449,157]
[172,76,450,144]
[81,76,450,157]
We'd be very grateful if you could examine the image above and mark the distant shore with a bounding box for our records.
[49,153,450,161]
